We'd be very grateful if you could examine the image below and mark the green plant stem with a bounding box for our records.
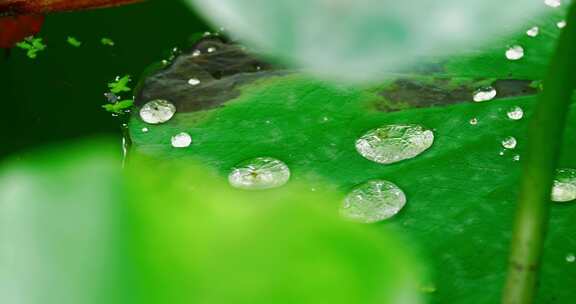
[502,4,576,304]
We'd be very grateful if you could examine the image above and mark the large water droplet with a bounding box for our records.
[340,180,407,223]
[545,0,561,8]
[171,132,192,148]
[502,136,517,149]
[551,168,576,202]
[139,99,176,124]
[473,86,497,102]
[505,45,525,60]
[507,106,524,120]
[355,124,434,164]
[228,157,290,190]
[526,26,539,37]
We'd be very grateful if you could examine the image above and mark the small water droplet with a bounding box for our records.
[192,50,201,57]
[551,168,576,202]
[557,20,567,28]
[545,0,561,8]
[340,180,407,223]
[355,124,434,164]
[228,157,290,190]
[507,106,524,120]
[513,154,521,161]
[469,118,478,125]
[499,151,505,156]
[207,47,217,53]
[139,99,176,124]
[473,86,497,102]
[188,78,201,86]
[171,132,192,148]
[502,136,517,149]
[526,26,539,37]
[505,45,525,61]
[566,253,576,263]
[142,127,149,133]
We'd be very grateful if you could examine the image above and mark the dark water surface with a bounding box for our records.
[0,0,208,158]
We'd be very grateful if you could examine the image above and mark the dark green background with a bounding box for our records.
[0,0,208,157]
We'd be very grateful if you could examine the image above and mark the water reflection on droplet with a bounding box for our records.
[526,26,539,37]
[340,180,407,223]
[473,86,497,102]
[139,99,176,124]
[545,0,561,8]
[507,106,524,120]
[171,132,192,148]
[502,136,517,149]
[551,168,576,202]
[469,118,479,125]
[506,45,525,60]
[557,20,567,28]
[355,124,434,164]
[188,78,201,86]
[228,157,290,190]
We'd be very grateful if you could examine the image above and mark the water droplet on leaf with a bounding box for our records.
[142,127,149,133]
[507,106,524,120]
[545,0,561,8]
[171,132,192,148]
[502,136,517,149]
[526,26,539,37]
[551,168,576,202]
[355,124,434,164]
[469,118,479,125]
[566,254,576,263]
[340,180,407,223]
[228,157,290,190]
[505,45,525,60]
[557,20,567,28]
[188,78,201,86]
[473,86,497,102]
[139,99,176,124]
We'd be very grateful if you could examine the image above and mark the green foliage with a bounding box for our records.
[67,36,82,47]
[0,140,424,304]
[15,36,46,59]
[101,37,115,46]
[108,75,132,94]
[102,99,134,114]
[128,5,576,303]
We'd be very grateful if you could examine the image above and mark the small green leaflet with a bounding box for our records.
[16,36,46,59]
[108,75,132,94]
[102,99,134,114]
[67,36,82,47]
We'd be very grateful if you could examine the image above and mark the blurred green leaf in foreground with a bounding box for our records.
[0,139,425,304]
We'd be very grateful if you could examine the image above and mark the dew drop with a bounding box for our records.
[171,132,192,148]
[513,154,521,162]
[142,127,149,133]
[505,45,525,61]
[192,50,201,57]
[207,47,217,53]
[139,99,176,124]
[355,124,434,164]
[507,106,524,120]
[228,157,290,190]
[551,168,576,202]
[526,26,539,37]
[469,118,478,125]
[188,78,201,86]
[473,86,497,102]
[502,136,517,149]
[557,20,567,28]
[545,0,561,8]
[566,254,576,263]
[340,180,407,223]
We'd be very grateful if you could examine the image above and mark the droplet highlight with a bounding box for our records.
[340,180,407,223]
[507,106,524,120]
[505,45,525,61]
[551,168,576,202]
[228,157,290,190]
[473,86,497,102]
[355,124,434,164]
[171,132,192,148]
[188,78,201,86]
[139,99,176,124]
[502,136,517,149]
